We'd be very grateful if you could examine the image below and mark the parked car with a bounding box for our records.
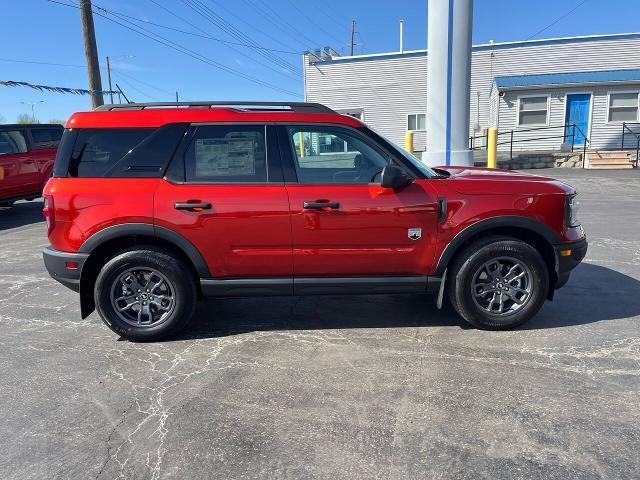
[0,123,63,207]
[42,102,587,341]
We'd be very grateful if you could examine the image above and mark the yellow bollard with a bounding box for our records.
[298,132,305,157]
[487,127,497,169]
[404,130,414,153]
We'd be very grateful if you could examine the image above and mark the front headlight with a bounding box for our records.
[566,193,580,227]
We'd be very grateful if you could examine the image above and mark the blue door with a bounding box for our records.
[565,94,591,145]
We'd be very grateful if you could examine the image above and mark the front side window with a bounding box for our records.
[608,92,639,122]
[31,128,63,149]
[518,96,549,126]
[408,113,426,131]
[68,128,154,177]
[0,130,28,155]
[288,126,390,184]
[185,125,267,182]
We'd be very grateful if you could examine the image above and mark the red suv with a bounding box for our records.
[42,102,587,341]
[0,124,63,207]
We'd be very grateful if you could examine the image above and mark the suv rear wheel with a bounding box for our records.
[94,248,197,341]
[448,236,548,330]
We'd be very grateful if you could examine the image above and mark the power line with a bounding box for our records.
[177,0,300,76]
[110,68,174,97]
[0,57,85,68]
[206,0,305,54]
[285,0,345,46]
[524,0,590,41]
[70,0,300,55]
[243,0,320,49]
[186,0,301,73]
[314,3,351,31]
[116,77,162,102]
[47,0,299,97]
[0,56,174,97]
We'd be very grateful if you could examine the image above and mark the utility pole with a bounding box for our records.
[79,0,104,108]
[105,56,113,104]
[350,20,356,56]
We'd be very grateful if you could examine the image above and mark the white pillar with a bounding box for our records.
[423,0,474,167]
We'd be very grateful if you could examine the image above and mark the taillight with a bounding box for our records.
[43,195,55,235]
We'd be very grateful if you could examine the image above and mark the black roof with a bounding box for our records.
[0,123,64,130]
[95,101,335,114]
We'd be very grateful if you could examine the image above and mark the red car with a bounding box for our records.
[0,124,63,207]
[42,102,586,341]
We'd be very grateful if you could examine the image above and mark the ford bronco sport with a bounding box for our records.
[0,123,63,207]
[42,102,587,341]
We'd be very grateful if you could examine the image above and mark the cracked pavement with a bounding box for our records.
[0,169,639,479]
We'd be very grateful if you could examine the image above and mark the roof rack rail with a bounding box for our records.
[94,101,336,114]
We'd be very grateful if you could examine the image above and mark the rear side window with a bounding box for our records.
[30,128,63,149]
[0,130,28,155]
[185,125,267,182]
[67,128,153,177]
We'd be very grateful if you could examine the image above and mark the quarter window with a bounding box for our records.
[407,113,426,131]
[288,126,390,184]
[185,125,267,182]
[518,96,549,126]
[0,130,28,155]
[608,92,639,122]
[67,128,154,177]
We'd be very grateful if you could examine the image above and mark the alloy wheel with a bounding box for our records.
[471,256,533,316]
[109,268,176,327]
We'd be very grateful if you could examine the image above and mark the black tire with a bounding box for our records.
[448,236,549,330]
[94,247,197,341]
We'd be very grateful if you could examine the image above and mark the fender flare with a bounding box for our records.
[78,222,211,278]
[434,215,562,276]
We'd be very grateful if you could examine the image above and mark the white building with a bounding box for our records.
[303,33,640,158]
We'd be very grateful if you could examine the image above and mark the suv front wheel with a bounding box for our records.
[94,247,197,341]
[448,237,549,330]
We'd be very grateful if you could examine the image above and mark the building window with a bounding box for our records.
[518,96,549,126]
[407,114,426,131]
[608,92,639,122]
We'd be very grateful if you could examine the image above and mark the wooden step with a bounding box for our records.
[589,164,634,169]
[586,150,633,169]
[589,157,632,164]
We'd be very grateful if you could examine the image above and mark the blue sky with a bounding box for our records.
[1,0,639,123]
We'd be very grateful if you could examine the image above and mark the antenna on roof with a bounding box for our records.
[115,83,131,104]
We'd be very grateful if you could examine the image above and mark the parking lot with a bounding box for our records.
[0,169,638,479]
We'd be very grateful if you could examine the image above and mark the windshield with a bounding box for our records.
[360,126,436,178]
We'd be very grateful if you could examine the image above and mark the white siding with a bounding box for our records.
[495,85,640,151]
[304,34,640,151]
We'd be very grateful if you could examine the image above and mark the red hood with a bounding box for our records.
[434,166,575,195]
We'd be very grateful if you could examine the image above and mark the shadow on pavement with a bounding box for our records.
[0,201,44,231]
[523,262,640,329]
[181,293,463,340]
[175,262,639,340]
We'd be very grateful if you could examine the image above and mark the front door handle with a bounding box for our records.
[174,201,212,211]
[303,200,340,210]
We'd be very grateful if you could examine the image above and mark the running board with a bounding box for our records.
[200,276,441,297]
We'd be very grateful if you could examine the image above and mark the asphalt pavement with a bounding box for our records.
[0,169,639,479]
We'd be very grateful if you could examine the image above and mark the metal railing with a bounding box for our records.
[621,122,640,167]
[470,123,590,166]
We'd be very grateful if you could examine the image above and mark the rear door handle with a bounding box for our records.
[174,201,212,211]
[303,200,340,210]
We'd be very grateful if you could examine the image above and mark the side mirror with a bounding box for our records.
[380,165,411,190]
